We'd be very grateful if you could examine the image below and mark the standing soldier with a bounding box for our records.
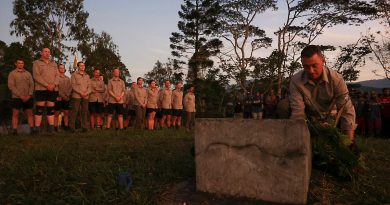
[146,80,159,130]
[133,77,147,129]
[106,68,126,130]
[70,61,90,132]
[125,82,136,128]
[54,64,72,131]
[8,58,34,135]
[184,85,196,131]
[159,80,173,128]
[171,82,183,129]
[89,68,106,129]
[32,48,59,135]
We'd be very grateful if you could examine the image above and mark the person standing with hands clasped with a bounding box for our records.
[32,48,59,135]
[8,58,34,135]
[106,68,126,130]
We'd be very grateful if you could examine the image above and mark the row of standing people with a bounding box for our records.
[225,89,279,119]
[351,88,390,138]
[7,48,196,135]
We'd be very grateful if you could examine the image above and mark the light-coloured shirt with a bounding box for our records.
[159,88,172,109]
[147,87,159,109]
[32,59,59,90]
[71,71,91,99]
[107,78,126,104]
[8,69,34,98]
[172,89,183,109]
[57,75,72,100]
[89,78,106,102]
[289,67,356,131]
[184,92,196,112]
[133,85,147,106]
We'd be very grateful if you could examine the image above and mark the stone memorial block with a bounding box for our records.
[195,119,311,204]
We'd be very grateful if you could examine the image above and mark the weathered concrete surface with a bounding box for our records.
[195,119,311,204]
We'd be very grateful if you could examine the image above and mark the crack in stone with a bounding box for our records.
[196,142,305,159]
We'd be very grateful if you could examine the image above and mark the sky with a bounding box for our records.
[0,0,387,82]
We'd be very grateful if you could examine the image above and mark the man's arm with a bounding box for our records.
[334,76,356,141]
[289,80,306,120]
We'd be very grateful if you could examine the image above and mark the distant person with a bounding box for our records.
[32,48,59,135]
[125,82,136,128]
[251,91,263,120]
[263,88,277,118]
[354,91,368,136]
[54,64,72,131]
[233,95,243,119]
[133,77,147,129]
[70,61,91,132]
[159,80,173,128]
[184,85,196,131]
[366,91,382,137]
[289,45,356,141]
[146,80,159,130]
[171,82,184,129]
[225,94,235,118]
[8,58,34,135]
[243,91,253,119]
[106,68,126,130]
[89,68,106,129]
[380,88,390,138]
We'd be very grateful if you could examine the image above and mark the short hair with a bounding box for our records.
[94,68,100,72]
[301,45,324,59]
[58,63,64,68]
[77,61,84,67]
[137,77,143,81]
[15,58,24,63]
[149,80,156,84]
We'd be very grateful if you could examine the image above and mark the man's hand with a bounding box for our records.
[47,83,55,91]
[20,95,30,102]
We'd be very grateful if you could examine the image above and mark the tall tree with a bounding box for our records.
[83,32,130,85]
[144,59,184,86]
[273,0,377,96]
[170,0,223,84]
[10,0,92,62]
[361,0,390,79]
[217,0,276,93]
[332,38,372,82]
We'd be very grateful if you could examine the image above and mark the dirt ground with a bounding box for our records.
[158,180,289,205]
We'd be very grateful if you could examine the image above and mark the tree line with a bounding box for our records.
[0,0,389,117]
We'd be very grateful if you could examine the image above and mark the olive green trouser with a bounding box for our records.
[135,105,146,129]
[70,98,89,130]
[186,112,195,130]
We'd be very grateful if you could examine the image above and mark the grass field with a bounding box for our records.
[0,129,389,204]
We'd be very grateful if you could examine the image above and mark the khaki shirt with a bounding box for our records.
[184,92,196,112]
[289,67,356,131]
[107,78,126,104]
[146,88,159,109]
[71,71,91,99]
[126,88,135,110]
[133,85,147,106]
[57,75,72,100]
[89,78,106,102]
[172,89,183,109]
[159,88,172,109]
[8,69,34,98]
[32,59,59,90]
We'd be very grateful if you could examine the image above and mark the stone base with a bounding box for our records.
[195,119,311,204]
